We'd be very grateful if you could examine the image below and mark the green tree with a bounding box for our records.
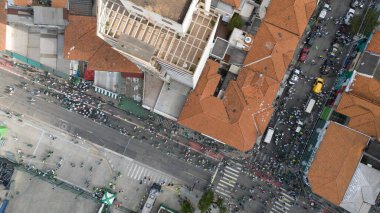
[350,8,380,35]
[198,189,214,212]
[215,198,227,213]
[180,199,194,213]
[227,13,244,30]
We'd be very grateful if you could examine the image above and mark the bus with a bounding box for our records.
[263,128,275,144]
[305,98,316,113]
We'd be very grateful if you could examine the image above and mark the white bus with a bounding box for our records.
[263,128,275,144]
[305,98,316,113]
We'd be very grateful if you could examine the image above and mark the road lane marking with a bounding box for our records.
[28,130,45,165]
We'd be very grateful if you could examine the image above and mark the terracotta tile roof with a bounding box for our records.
[179,60,277,151]
[64,15,140,73]
[12,0,31,6]
[350,75,380,105]
[0,0,6,50]
[367,31,380,54]
[179,0,316,151]
[51,0,67,8]
[307,122,369,205]
[221,0,240,8]
[13,0,66,7]
[337,92,380,139]
[264,0,317,36]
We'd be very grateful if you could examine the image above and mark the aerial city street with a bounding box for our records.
[0,0,380,213]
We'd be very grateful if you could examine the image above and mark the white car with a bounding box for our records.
[345,8,355,25]
[289,69,301,85]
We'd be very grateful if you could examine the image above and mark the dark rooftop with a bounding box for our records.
[211,37,229,59]
[356,52,380,77]
[362,140,380,170]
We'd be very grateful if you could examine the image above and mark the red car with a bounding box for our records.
[298,52,308,62]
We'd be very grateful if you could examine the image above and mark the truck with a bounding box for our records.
[263,128,275,144]
[305,98,316,113]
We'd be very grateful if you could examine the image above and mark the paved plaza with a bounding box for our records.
[0,110,182,211]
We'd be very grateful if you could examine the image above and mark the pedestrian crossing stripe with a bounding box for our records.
[280,196,293,203]
[224,169,239,177]
[215,189,230,198]
[221,176,236,184]
[216,182,232,190]
[216,184,230,191]
[225,166,240,173]
[219,179,235,187]
[275,201,289,210]
[273,204,286,213]
[223,172,238,180]
[280,192,295,201]
[232,161,242,167]
[216,186,230,193]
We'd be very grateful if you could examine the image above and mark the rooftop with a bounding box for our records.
[307,122,369,205]
[128,0,191,22]
[355,52,380,79]
[12,0,67,8]
[350,74,380,105]
[64,15,140,73]
[221,0,240,8]
[100,0,218,74]
[178,0,317,151]
[0,0,6,50]
[340,163,380,213]
[367,31,380,54]
[264,0,316,36]
[336,75,380,139]
[179,59,276,151]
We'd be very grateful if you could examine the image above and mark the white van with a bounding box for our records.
[263,128,275,144]
[305,98,316,113]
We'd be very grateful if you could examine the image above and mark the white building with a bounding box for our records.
[96,0,220,119]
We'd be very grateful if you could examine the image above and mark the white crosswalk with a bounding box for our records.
[270,188,295,213]
[214,161,242,199]
[124,161,174,184]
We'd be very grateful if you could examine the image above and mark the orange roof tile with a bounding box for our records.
[367,31,380,54]
[307,122,369,205]
[0,0,7,50]
[336,93,380,139]
[350,75,380,105]
[179,60,275,151]
[221,0,240,8]
[64,15,140,73]
[51,0,67,8]
[12,0,31,6]
[264,0,317,36]
[179,0,317,151]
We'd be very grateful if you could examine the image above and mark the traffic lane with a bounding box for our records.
[0,70,211,189]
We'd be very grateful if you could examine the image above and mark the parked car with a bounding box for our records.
[344,8,355,25]
[312,77,324,94]
[289,69,301,85]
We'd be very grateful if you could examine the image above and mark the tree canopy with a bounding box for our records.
[198,189,214,212]
[350,8,379,36]
[180,199,194,213]
[227,13,244,31]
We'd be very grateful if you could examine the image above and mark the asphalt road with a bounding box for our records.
[0,67,211,190]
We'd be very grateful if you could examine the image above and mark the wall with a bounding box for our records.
[181,0,199,34]
[192,14,220,88]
